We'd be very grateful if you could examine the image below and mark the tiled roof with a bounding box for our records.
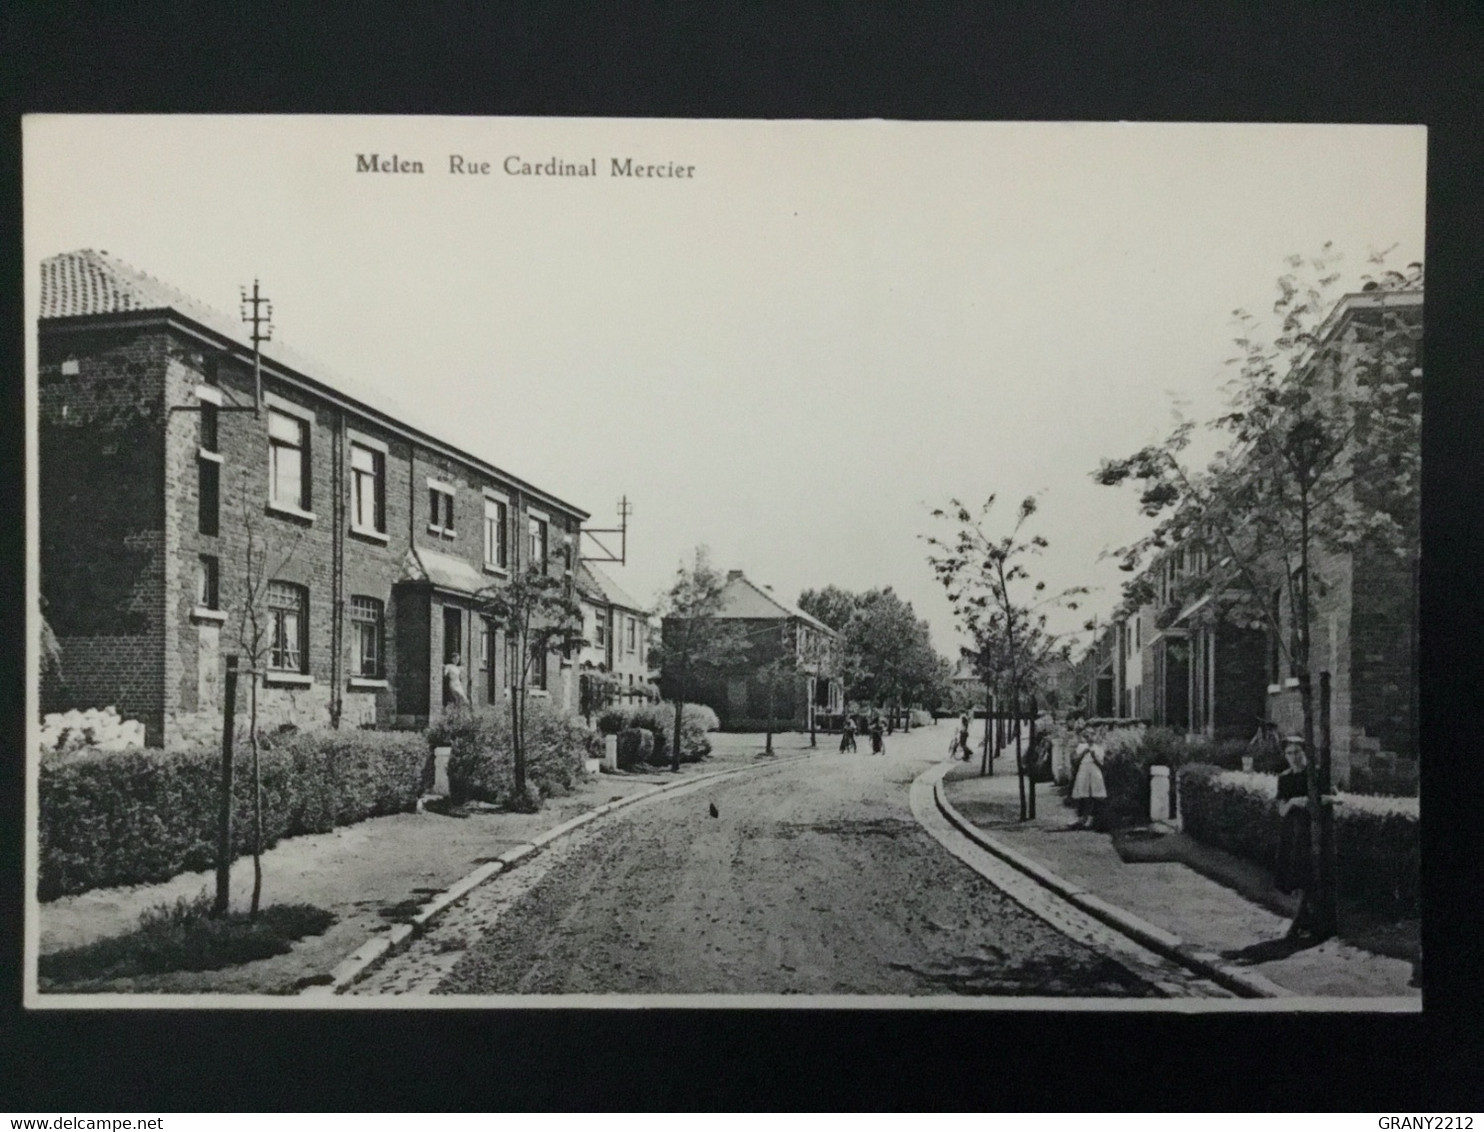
[716,572,834,635]
[575,562,647,614]
[38,249,588,520]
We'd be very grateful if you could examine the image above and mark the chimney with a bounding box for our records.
[727,570,744,580]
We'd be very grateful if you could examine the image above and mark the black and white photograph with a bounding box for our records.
[24,115,1425,1010]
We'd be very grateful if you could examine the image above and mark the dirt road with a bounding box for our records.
[357,728,1207,997]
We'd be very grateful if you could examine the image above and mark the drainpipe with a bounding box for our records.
[328,406,345,728]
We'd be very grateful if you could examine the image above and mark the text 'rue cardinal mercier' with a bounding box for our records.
[355,154,697,178]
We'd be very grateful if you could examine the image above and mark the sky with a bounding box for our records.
[24,116,1426,656]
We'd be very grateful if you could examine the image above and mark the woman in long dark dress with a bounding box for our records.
[1274,737,1314,937]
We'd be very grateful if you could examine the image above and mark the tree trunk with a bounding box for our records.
[1013,687,1027,822]
[765,676,775,755]
[671,684,685,771]
[214,656,239,917]
[980,682,993,776]
[1294,491,1336,939]
[1027,695,1038,819]
[249,675,263,918]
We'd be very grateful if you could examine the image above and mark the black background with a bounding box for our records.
[2,0,1481,1112]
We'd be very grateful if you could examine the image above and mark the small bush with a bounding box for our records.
[440,699,599,808]
[39,729,428,901]
[909,709,934,728]
[617,727,654,770]
[1177,763,1419,917]
[38,891,336,983]
[591,701,715,764]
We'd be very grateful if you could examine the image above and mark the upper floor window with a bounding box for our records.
[196,555,220,611]
[593,608,607,647]
[626,616,637,653]
[428,481,455,537]
[268,410,309,511]
[350,443,385,534]
[483,496,509,569]
[528,513,549,574]
[350,595,383,678]
[267,581,308,673]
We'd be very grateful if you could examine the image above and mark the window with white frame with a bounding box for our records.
[268,410,309,511]
[267,581,308,673]
[350,443,385,534]
[349,595,383,678]
[428,483,455,536]
[528,513,549,574]
[483,496,509,568]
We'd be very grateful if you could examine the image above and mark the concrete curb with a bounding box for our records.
[929,766,1295,999]
[303,750,814,997]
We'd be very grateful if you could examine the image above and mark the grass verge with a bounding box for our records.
[39,891,336,985]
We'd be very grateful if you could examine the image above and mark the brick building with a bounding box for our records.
[38,250,589,746]
[1092,289,1422,785]
[661,569,843,731]
[574,561,654,710]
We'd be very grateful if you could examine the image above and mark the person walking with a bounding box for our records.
[954,711,972,761]
[839,713,857,753]
[869,713,885,756]
[1069,732,1107,829]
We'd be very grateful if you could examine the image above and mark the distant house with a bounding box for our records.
[661,569,843,731]
[574,561,653,711]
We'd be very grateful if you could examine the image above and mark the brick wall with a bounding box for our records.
[38,325,170,740]
[44,314,587,746]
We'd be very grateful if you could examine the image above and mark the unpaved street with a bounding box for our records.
[356,727,1214,998]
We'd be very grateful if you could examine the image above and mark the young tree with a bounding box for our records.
[473,554,585,807]
[927,496,1085,815]
[1094,248,1422,939]
[653,548,748,771]
[230,482,304,917]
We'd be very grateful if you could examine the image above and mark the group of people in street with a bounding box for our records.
[837,712,887,755]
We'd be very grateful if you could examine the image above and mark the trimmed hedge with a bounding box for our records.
[617,727,654,770]
[432,699,601,807]
[39,730,429,902]
[1178,763,1420,918]
[595,701,717,764]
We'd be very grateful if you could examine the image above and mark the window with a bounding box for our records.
[593,608,607,647]
[268,410,308,510]
[506,637,520,692]
[198,460,220,536]
[196,555,219,610]
[350,596,383,678]
[626,616,637,653]
[350,444,384,533]
[429,484,455,536]
[530,643,548,691]
[267,581,308,673]
[483,497,508,568]
[480,617,497,702]
[528,514,549,574]
[200,403,219,453]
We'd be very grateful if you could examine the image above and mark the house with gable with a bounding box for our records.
[574,560,655,712]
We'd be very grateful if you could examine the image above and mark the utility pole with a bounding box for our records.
[239,280,273,416]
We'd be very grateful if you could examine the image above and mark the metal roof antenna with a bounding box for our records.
[580,495,632,565]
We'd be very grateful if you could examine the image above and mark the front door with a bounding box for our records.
[442,605,466,706]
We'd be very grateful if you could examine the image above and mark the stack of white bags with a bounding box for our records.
[39,705,146,754]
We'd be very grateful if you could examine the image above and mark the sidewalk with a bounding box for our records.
[37,733,799,995]
[940,762,1419,999]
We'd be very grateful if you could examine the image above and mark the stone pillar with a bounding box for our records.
[1149,764,1171,823]
[603,734,619,772]
[432,746,452,796]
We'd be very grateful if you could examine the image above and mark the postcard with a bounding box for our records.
[23,115,1425,1009]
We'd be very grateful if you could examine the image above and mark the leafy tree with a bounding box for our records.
[473,555,586,808]
[653,548,749,771]
[927,496,1085,816]
[1094,247,1422,939]
[797,585,861,632]
[839,587,942,731]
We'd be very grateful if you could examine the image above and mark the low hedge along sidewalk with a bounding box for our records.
[595,702,719,765]
[39,730,429,902]
[1177,763,1419,918]
[431,698,601,808]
